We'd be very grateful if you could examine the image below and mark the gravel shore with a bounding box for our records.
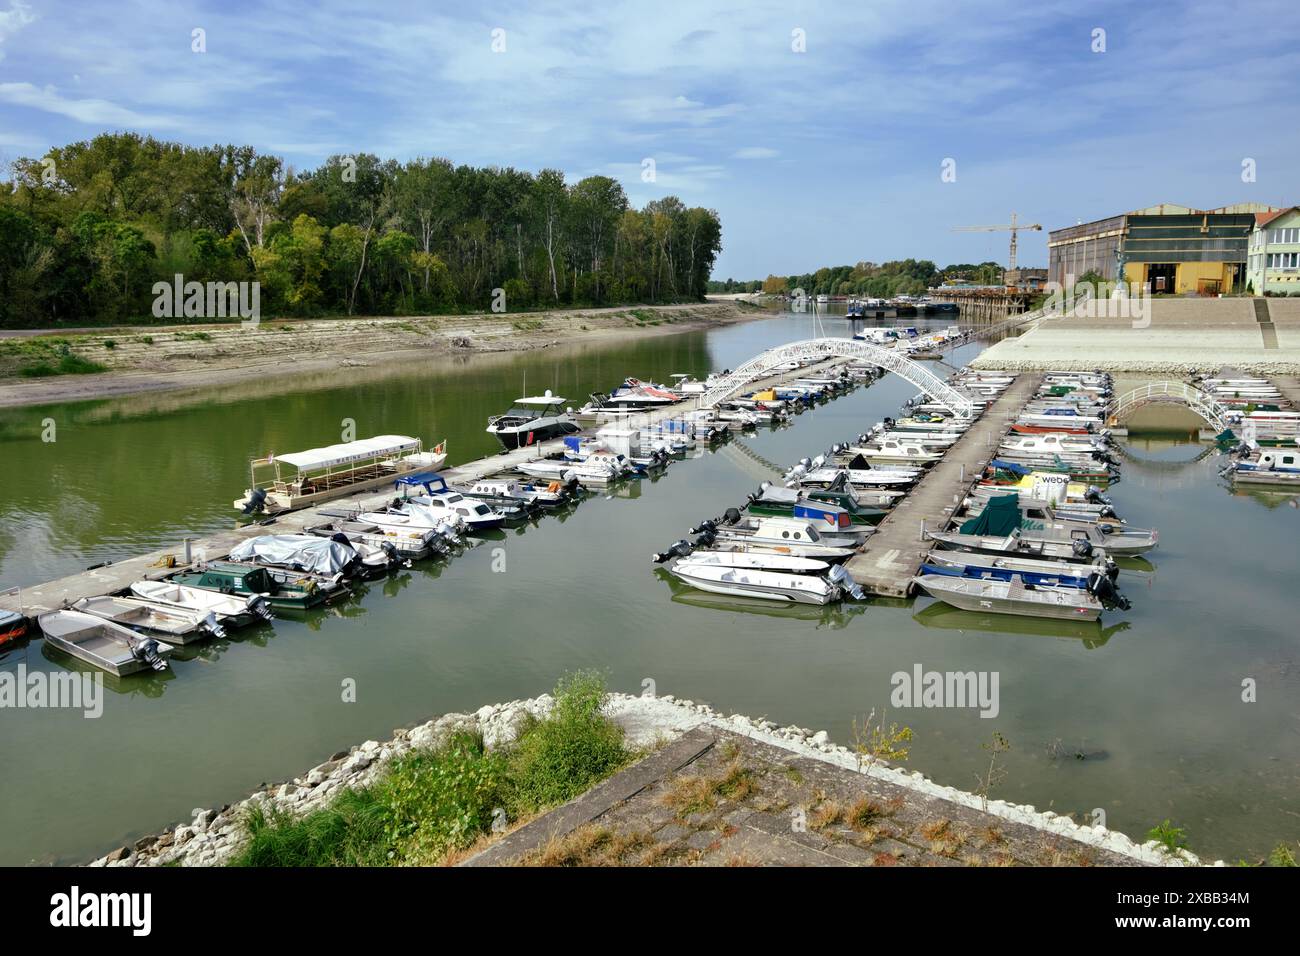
[88,693,1214,868]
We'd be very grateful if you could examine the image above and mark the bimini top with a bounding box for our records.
[514,392,568,406]
[273,435,421,471]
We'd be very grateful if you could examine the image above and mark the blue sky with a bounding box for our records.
[2,0,1298,278]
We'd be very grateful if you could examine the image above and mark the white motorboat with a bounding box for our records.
[793,467,919,488]
[669,561,842,605]
[841,438,943,464]
[700,515,867,550]
[130,580,274,628]
[486,391,579,450]
[354,505,465,545]
[37,609,172,676]
[72,595,225,644]
[396,491,506,533]
[516,457,620,487]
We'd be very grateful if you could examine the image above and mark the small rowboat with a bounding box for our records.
[72,595,225,644]
[37,609,171,676]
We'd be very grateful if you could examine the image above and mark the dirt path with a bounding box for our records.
[0,302,761,409]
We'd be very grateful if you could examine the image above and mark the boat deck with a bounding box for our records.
[844,374,1042,597]
[1,357,854,618]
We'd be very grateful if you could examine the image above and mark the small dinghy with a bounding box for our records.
[72,595,225,643]
[37,609,171,675]
[130,580,273,628]
[912,573,1106,621]
[1,608,30,647]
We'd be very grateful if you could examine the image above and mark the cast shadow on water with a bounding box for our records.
[911,600,1132,649]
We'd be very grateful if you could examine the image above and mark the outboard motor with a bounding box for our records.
[202,611,227,640]
[131,637,169,672]
[652,539,694,564]
[1099,504,1117,519]
[689,519,718,536]
[827,564,865,601]
[1071,537,1094,559]
[1086,571,1131,611]
[1083,486,1110,506]
[692,528,717,549]
[720,507,743,526]
[241,487,268,515]
[250,596,275,621]
[1103,556,1120,583]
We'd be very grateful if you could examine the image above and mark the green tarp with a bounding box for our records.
[959,494,1022,536]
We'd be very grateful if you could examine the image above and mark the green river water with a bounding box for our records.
[1,313,1297,865]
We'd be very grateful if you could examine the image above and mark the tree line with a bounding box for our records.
[720,259,1006,298]
[0,133,723,327]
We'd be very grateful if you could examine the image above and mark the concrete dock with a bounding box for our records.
[845,374,1041,597]
[1,357,855,619]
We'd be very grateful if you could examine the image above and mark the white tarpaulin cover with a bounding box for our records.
[228,534,357,575]
[274,435,420,471]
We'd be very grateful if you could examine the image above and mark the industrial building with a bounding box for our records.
[1246,206,1300,295]
[1047,203,1282,295]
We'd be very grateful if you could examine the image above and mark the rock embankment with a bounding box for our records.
[89,694,1216,868]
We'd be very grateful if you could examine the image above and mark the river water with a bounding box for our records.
[1,313,1297,865]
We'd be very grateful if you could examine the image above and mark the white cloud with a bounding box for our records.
[733,147,778,159]
[0,82,180,129]
[0,0,35,61]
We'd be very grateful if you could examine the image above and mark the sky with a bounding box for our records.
[2,0,1299,279]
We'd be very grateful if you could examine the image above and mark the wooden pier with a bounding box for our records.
[844,374,1041,597]
[0,357,853,619]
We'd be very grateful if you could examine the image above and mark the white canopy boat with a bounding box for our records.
[234,435,447,514]
[37,609,172,676]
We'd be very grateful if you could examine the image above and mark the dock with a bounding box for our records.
[845,374,1041,596]
[1,356,854,618]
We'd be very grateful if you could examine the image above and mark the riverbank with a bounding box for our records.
[0,302,760,409]
[973,298,1300,373]
[90,688,1215,868]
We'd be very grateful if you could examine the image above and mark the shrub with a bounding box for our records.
[506,671,628,813]
[231,672,630,866]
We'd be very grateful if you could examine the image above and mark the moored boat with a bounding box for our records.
[37,609,171,676]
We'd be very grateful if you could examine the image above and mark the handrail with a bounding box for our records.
[697,338,975,417]
[1106,381,1229,431]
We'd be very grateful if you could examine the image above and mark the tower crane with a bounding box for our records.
[952,212,1042,281]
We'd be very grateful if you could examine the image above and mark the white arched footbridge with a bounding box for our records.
[1106,381,1231,432]
[698,338,976,417]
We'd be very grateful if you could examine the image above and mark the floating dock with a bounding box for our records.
[844,374,1042,597]
[1,357,854,619]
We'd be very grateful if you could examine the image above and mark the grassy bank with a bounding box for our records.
[230,672,632,867]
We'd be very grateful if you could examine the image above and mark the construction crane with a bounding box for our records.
[952,212,1042,276]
